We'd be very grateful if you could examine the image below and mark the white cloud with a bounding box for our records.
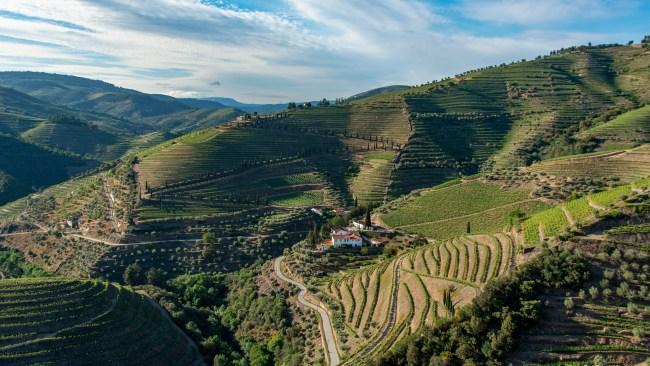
[458,0,638,25]
[0,0,639,103]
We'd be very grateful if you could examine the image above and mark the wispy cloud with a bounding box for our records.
[0,9,95,32]
[0,0,644,103]
[457,0,639,25]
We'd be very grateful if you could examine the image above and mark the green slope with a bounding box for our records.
[0,278,203,366]
[379,180,549,239]
[0,135,96,205]
[579,104,650,148]
[0,72,243,133]
[21,117,125,160]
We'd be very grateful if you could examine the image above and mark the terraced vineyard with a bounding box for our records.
[0,278,203,365]
[379,180,549,240]
[320,233,516,359]
[579,105,650,149]
[388,47,639,196]
[528,144,650,182]
[523,178,650,244]
[350,151,396,206]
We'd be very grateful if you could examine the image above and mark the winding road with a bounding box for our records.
[274,257,340,366]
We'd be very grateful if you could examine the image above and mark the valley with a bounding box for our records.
[1,41,650,366]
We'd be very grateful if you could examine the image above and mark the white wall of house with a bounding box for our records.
[332,237,363,247]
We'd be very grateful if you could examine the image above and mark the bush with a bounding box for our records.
[123,263,143,285]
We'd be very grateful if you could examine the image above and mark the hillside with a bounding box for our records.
[378,180,549,240]
[0,278,203,365]
[0,72,243,131]
[207,45,649,201]
[0,135,96,205]
[0,72,190,120]
[196,97,288,113]
[0,86,142,135]
[3,44,650,277]
[1,43,650,366]
[372,183,650,366]
[309,232,517,361]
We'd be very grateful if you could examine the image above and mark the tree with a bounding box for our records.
[248,344,273,366]
[202,231,219,259]
[466,221,471,234]
[146,267,164,286]
[123,263,143,285]
[443,287,455,316]
[365,208,372,228]
[589,286,599,300]
[213,354,229,366]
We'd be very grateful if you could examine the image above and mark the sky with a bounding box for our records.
[0,0,647,103]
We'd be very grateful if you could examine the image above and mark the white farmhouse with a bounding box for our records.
[331,230,363,248]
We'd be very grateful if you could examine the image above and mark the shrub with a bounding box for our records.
[123,263,143,285]
[602,288,613,301]
[563,297,575,312]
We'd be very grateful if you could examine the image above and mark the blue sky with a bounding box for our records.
[0,0,647,103]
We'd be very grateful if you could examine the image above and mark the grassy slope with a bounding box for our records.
[528,144,650,182]
[0,278,203,366]
[379,180,549,240]
[0,135,96,205]
[21,121,124,160]
[522,177,650,244]
[579,104,650,147]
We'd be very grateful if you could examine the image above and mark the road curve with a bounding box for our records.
[274,257,340,366]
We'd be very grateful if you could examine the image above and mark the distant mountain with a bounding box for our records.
[0,72,191,121]
[178,98,227,109]
[348,85,410,101]
[203,97,288,113]
[142,107,241,134]
[0,85,140,135]
[0,72,243,134]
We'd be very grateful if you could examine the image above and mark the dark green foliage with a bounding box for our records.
[154,266,304,366]
[0,247,48,278]
[145,267,165,286]
[442,287,455,316]
[168,273,227,308]
[0,134,94,205]
[123,263,144,285]
[365,208,372,228]
[369,247,589,366]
